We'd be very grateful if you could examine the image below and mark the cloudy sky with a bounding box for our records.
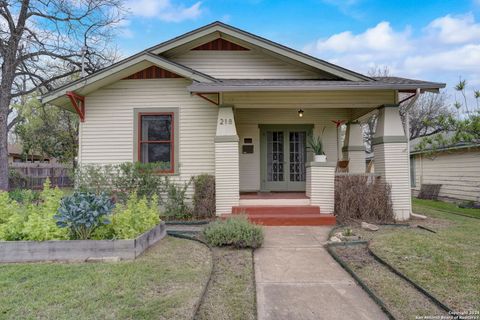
[119,0,480,106]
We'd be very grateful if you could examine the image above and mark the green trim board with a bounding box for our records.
[259,124,314,192]
[133,107,180,175]
[372,136,407,145]
[342,146,366,152]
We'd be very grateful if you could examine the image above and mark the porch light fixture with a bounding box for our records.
[297,109,304,118]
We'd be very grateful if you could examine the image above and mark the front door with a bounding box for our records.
[260,125,312,192]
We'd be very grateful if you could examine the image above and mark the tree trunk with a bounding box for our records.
[0,97,10,191]
[0,54,16,191]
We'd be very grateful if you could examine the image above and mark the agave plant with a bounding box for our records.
[307,128,326,155]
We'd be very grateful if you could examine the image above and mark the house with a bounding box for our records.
[410,136,480,204]
[42,22,445,223]
[8,144,56,164]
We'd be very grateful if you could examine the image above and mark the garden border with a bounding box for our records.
[167,231,215,320]
[367,245,453,314]
[0,222,166,263]
[325,241,396,320]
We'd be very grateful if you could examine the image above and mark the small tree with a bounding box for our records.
[14,95,78,167]
[0,0,124,190]
[416,78,480,151]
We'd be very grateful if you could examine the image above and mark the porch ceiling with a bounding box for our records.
[187,77,445,93]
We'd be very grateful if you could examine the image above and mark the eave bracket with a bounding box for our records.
[66,91,85,122]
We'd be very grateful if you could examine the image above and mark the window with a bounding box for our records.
[138,112,174,172]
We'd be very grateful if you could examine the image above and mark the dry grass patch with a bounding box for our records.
[197,247,256,320]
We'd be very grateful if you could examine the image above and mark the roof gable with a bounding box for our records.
[192,38,249,51]
[42,53,214,107]
[151,21,372,81]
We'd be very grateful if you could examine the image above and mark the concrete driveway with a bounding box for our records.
[254,226,387,320]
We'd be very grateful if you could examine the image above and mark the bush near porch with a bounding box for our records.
[334,175,394,224]
[75,162,215,221]
[203,216,264,249]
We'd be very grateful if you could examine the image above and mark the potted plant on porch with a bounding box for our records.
[308,129,327,162]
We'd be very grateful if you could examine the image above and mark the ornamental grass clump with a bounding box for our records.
[203,215,264,249]
[55,191,114,240]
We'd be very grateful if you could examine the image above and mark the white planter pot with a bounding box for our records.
[314,155,327,162]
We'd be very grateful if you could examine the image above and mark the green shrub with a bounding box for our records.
[8,188,39,204]
[8,169,27,189]
[75,164,116,195]
[193,174,215,219]
[203,216,263,249]
[0,192,26,240]
[75,162,167,203]
[107,192,160,239]
[159,177,192,220]
[22,179,69,241]
[55,192,114,240]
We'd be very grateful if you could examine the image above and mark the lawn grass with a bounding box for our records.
[0,237,211,320]
[369,199,480,312]
[413,198,480,218]
[333,245,446,320]
[196,247,256,320]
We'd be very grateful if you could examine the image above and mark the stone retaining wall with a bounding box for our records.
[0,222,166,263]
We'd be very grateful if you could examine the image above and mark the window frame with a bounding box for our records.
[137,111,175,173]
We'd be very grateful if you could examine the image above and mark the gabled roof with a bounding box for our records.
[42,53,216,107]
[42,21,446,108]
[149,21,372,82]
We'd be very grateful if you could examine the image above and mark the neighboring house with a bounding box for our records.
[42,22,445,222]
[410,137,480,204]
[8,144,56,164]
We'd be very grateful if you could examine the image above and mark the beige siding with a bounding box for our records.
[374,143,411,220]
[215,141,240,215]
[81,79,218,185]
[171,50,325,79]
[236,108,350,191]
[412,149,480,202]
[307,165,335,213]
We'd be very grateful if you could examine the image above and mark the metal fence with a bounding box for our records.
[9,163,73,190]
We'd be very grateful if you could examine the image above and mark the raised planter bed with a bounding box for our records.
[0,222,166,263]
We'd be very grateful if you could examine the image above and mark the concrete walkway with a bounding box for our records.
[254,227,387,320]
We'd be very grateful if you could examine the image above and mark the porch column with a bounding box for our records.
[342,122,366,173]
[306,162,336,214]
[373,105,411,221]
[215,105,240,215]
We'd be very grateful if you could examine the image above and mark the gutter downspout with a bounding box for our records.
[403,88,426,220]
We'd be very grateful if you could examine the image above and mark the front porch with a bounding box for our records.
[212,95,412,224]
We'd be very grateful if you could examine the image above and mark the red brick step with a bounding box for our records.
[229,205,336,226]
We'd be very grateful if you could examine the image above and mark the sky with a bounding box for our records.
[117,0,480,107]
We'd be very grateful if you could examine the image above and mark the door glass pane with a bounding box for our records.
[289,131,306,182]
[141,115,172,141]
[267,131,284,182]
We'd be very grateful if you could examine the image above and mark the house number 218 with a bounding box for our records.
[219,118,233,125]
